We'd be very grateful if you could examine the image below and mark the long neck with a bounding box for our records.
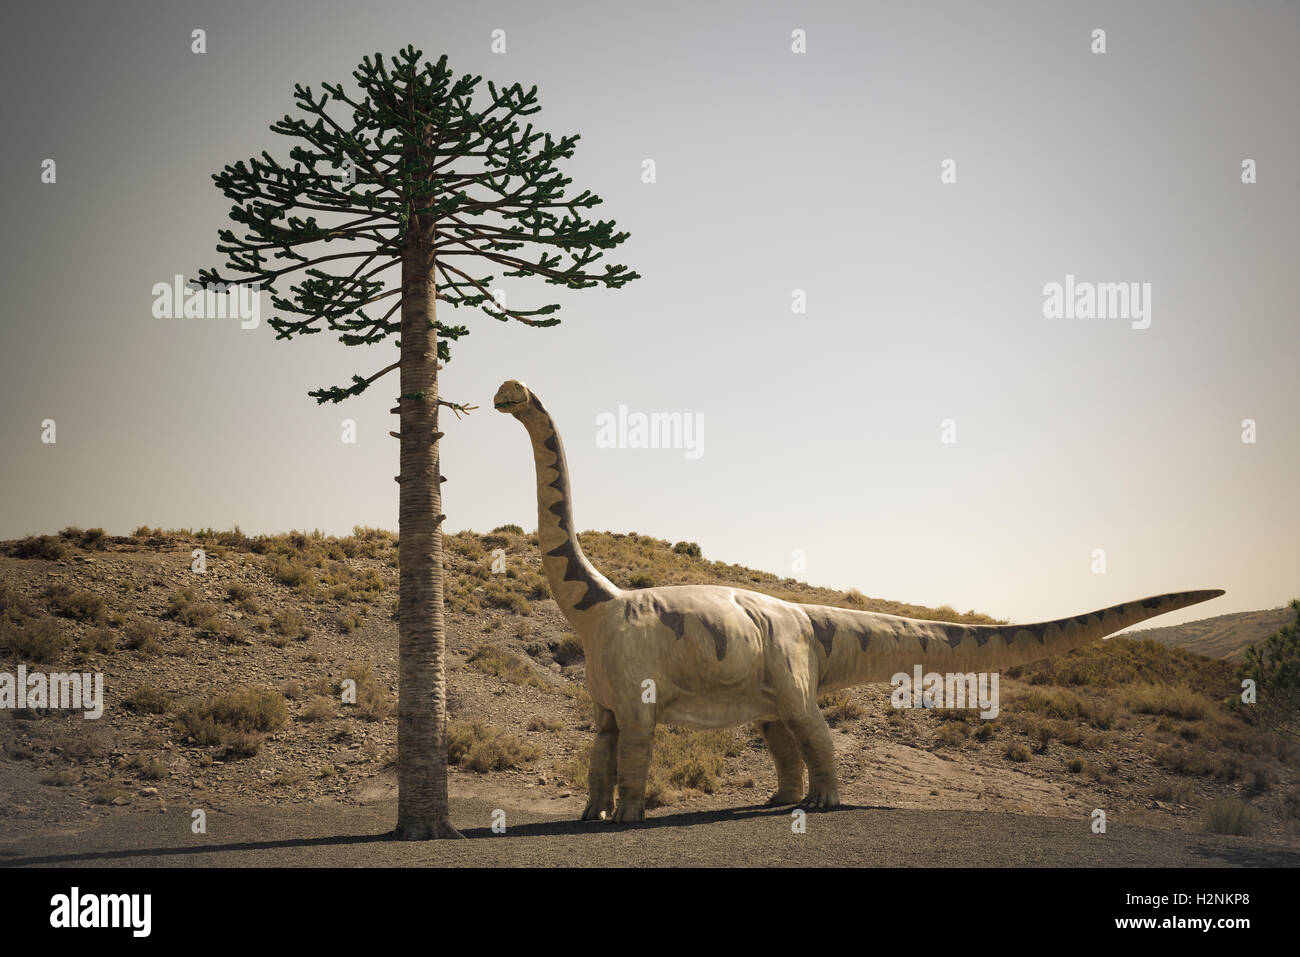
[516,394,619,623]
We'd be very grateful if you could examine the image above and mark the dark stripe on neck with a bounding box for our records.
[529,394,614,612]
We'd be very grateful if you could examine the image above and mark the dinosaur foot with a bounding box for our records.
[611,799,646,823]
[580,800,614,821]
[765,789,804,807]
[799,784,841,810]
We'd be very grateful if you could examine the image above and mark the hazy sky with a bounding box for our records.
[1,0,1296,628]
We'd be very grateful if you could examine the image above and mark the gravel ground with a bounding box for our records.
[2,797,1297,868]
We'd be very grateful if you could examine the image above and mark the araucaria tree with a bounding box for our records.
[200,46,638,839]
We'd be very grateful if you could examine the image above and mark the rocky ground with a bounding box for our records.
[1,528,1296,864]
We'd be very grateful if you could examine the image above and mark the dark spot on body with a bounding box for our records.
[699,618,729,661]
[805,609,838,657]
[650,598,686,639]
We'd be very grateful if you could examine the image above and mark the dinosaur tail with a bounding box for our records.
[806,589,1225,690]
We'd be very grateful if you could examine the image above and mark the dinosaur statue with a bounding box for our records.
[494,379,1225,822]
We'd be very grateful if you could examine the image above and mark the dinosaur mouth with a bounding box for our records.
[493,379,531,413]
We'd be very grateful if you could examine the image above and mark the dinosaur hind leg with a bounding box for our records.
[782,707,840,810]
[756,720,805,805]
[612,719,655,823]
[581,704,618,821]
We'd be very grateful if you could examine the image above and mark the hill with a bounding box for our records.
[1,525,1296,856]
[1127,607,1294,661]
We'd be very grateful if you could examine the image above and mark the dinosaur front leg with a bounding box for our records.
[783,709,840,809]
[611,723,655,823]
[581,704,618,821]
[756,720,805,805]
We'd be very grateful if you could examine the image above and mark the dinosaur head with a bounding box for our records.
[494,379,532,416]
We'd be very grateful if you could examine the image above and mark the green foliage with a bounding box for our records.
[198,46,638,402]
[1233,599,1300,740]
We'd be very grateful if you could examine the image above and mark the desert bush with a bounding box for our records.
[446,721,541,772]
[122,619,163,654]
[173,686,287,755]
[122,685,172,714]
[1123,682,1214,721]
[207,687,288,733]
[1005,742,1030,762]
[554,633,585,665]
[125,753,170,780]
[91,785,130,805]
[300,697,335,722]
[220,731,264,758]
[482,579,531,615]
[82,626,118,654]
[8,535,70,560]
[342,664,392,721]
[1204,798,1258,836]
[68,527,108,550]
[818,691,863,726]
[166,589,221,628]
[45,585,107,623]
[1,617,67,662]
[271,608,311,640]
[0,586,38,623]
[467,644,552,692]
[934,723,969,748]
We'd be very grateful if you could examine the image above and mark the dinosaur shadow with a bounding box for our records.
[0,802,885,866]
[456,800,889,839]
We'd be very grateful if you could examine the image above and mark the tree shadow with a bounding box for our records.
[0,831,395,867]
[0,801,891,866]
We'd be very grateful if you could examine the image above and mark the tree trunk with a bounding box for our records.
[393,210,460,839]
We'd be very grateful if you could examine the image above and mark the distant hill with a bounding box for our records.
[1127,606,1294,661]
